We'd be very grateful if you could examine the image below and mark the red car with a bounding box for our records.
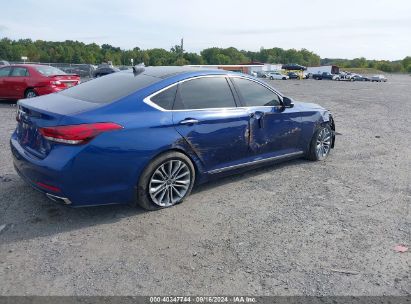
[0,64,80,100]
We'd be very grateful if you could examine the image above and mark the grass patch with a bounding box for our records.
[343,68,384,74]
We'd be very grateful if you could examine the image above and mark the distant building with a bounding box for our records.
[186,62,283,75]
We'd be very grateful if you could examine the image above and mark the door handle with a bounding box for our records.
[251,111,265,128]
[179,118,199,125]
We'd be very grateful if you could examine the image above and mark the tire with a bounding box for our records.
[25,89,37,98]
[282,77,286,80]
[270,76,274,80]
[136,151,196,210]
[306,124,333,161]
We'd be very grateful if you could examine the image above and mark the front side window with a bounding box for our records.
[10,67,29,77]
[150,86,177,110]
[233,78,281,107]
[0,67,11,77]
[174,77,236,110]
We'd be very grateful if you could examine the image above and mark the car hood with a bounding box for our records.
[292,100,325,111]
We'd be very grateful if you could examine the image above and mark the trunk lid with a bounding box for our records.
[16,93,101,158]
[49,74,80,89]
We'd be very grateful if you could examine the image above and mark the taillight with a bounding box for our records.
[36,182,61,193]
[39,122,123,145]
[50,80,62,85]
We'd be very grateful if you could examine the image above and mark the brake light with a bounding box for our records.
[39,123,123,145]
[50,80,62,85]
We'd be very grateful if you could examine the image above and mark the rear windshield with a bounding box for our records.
[35,66,66,76]
[60,71,159,103]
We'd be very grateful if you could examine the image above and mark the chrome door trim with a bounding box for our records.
[207,151,304,174]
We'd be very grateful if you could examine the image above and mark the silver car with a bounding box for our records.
[371,74,387,82]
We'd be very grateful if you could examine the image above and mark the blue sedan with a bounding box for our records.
[10,66,335,209]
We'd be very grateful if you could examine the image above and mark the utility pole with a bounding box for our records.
[180,38,184,58]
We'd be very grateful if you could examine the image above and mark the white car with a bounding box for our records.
[371,75,387,82]
[267,72,289,80]
[302,72,311,79]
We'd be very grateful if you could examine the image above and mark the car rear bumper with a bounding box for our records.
[35,86,63,96]
[13,163,72,205]
[10,132,137,207]
[10,136,71,203]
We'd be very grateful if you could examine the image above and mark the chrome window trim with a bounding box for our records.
[143,74,284,112]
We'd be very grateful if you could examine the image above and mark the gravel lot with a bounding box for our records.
[0,75,410,296]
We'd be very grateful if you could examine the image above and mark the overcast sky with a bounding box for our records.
[1,0,410,60]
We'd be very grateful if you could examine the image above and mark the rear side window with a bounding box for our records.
[233,78,281,107]
[60,71,159,103]
[150,86,177,110]
[10,67,29,77]
[35,66,66,76]
[174,77,236,110]
[0,67,11,77]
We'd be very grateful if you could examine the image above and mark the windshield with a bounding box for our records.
[35,66,66,76]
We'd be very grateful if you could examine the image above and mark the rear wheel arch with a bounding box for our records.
[24,87,37,98]
[136,147,201,188]
[154,148,200,177]
[135,149,197,210]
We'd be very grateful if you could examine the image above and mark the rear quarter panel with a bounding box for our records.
[59,92,204,205]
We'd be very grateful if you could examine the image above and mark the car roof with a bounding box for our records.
[5,64,45,69]
[137,66,229,79]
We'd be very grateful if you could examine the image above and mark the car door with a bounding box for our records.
[231,76,303,157]
[7,67,29,98]
[172,76,250,172]
[0,66,12,98]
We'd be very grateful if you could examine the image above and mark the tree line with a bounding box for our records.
[0,38,410,73]
[0,38,321,67]
[321,57,411,73]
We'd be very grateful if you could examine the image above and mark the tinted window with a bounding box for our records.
[60,71,159,103]
[174,77,236,110]
[151,86,177,110]
[35,66,66,76]
[0,67,11,77]
[10,67,29,77]
[233,78,281,107]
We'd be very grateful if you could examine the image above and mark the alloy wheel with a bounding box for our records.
[315,127,332,159]
[26,91,37,98]
[149,160,191,207]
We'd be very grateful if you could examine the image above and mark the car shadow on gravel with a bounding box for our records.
[193,157,309,194]
[0,157,310,245]
[0,99,17,106]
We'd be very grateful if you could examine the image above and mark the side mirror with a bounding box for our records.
[282,96,294,108]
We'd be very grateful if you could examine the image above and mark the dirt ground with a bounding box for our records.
[0,75,409,296]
